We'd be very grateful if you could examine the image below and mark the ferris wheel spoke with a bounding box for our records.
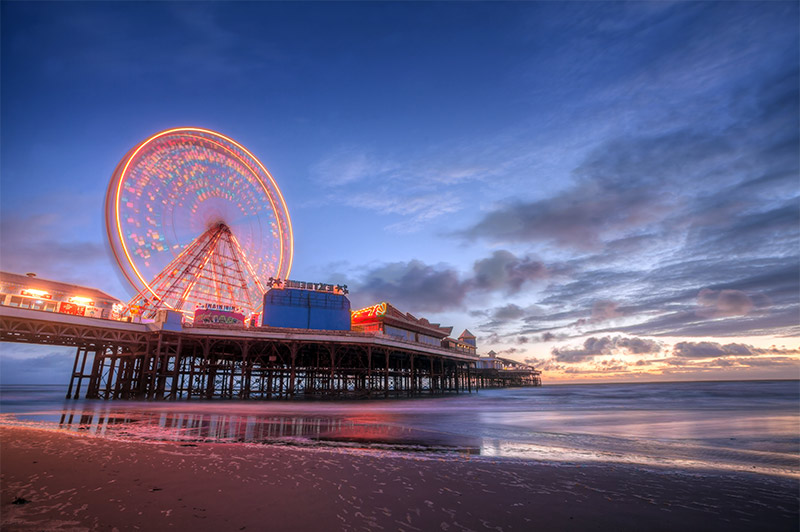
[229,231,267,299]
[175,227,225,311]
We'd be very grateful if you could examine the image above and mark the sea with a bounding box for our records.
[1,380,798,478]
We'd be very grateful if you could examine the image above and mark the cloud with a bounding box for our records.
[610,307,800,338]
[528,257,798,340]
[0,348,75,385]
[471,250,548,293]
[0,211,123,296]
[551,335,662,362]
[719,356,800,368]
[660,347,800,375]
[460,184,662,250]
[526,339,798,380]
[328,31,796,343]
[523,356,563,371]
[340,190,463,233]
[570,300,625,329]
[352,260,468,312]
[310,143,496,231]
[697,288,753,318]
[460,124,743,251]
[452,55,798,343]
[672,341,799,359]
[614,336,664,354]
[551,337,613,362]
[684,201,799,259]
[352,250,552,313]
[313,147,397,187]
[591,300,622,321]
[492,304,525,321]
[497,347,525,356]
[540,331,570,342]
[598,358,629,372]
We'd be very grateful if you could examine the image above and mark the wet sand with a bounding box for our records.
[1,426,797,531]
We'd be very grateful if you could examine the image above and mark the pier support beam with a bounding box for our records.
[40,322,499,401]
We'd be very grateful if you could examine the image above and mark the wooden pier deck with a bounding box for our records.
[0,306,541,400]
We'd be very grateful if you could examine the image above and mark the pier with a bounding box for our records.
[473,367,542,388]
[0,306,541,400]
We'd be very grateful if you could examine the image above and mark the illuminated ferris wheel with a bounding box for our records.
[105,127,293,320]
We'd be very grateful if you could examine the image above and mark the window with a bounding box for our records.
[29,299,49,311]
[418,334,440,346]
[385,325,414,341]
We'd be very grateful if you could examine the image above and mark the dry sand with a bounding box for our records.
[1,426,797,531]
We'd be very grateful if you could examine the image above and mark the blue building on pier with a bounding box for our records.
[262,287,351,331]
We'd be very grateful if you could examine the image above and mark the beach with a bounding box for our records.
[2,425,798,532]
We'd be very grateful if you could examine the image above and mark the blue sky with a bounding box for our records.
[1,1,798,384]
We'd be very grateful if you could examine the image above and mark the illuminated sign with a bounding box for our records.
[21,289,51,299]
[351,302,387,323]
[59,302,86,316]
[69,296,95,306]
[194,308,245,325]
[196,303,242,313]
[84,307,103,318]
[267,277,348,295]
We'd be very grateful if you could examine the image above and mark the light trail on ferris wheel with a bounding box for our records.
[104,127,293,320]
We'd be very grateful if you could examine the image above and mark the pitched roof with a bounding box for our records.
[458,329,476,339]
[352,301,453,338]
[384,303,453,338]
[0,271,121,303]
[496,356,530,368]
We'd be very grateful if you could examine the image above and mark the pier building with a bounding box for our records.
[0,271,121,319]
[474,350,542,387]
[262,287,351,331]
[350,302,479,355]
[0,273,542,400]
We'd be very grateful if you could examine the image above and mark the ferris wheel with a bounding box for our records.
[105,127,293,320]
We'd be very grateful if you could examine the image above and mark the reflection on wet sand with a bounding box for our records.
[55,407,482,454]
[3,381,797,477]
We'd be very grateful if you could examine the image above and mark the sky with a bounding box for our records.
[1,1,798,384]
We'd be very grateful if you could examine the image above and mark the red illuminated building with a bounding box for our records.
[351,302,477,355]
